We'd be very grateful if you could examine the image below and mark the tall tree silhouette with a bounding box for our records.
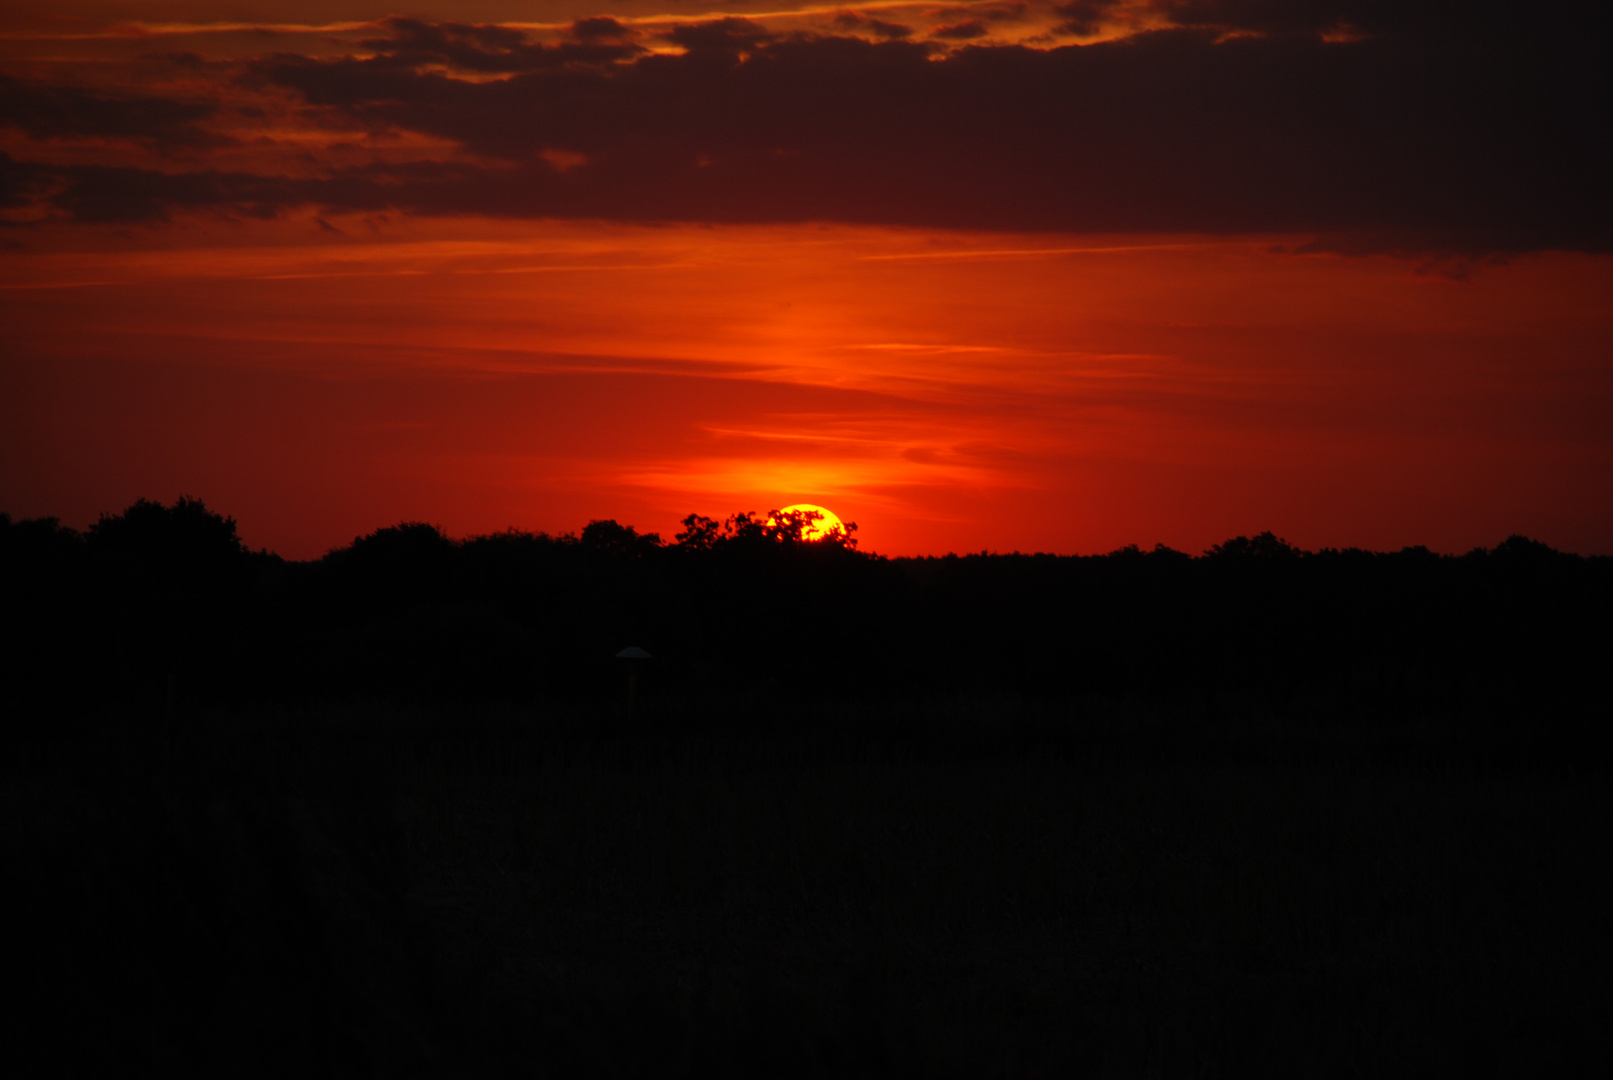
[80,496,257,710]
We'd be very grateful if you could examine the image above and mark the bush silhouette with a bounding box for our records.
[1205,531,1303,560]
[86,495,247,587]
[581,519,661,557]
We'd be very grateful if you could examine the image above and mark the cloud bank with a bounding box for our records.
[1,1,1608,254]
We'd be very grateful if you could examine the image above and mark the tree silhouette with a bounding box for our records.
[72,496,260,711]
[3,495,1609,719]
[672,509,860,551]
[86,495,246,585]
[674,514,722,550]
[332,521,455,564]
[581,519,662,557]
[1205,531,1303,560]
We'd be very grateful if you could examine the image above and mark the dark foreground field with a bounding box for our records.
[6,697,1607,1078]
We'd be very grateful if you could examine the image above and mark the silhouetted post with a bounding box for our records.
[615,647,651,716]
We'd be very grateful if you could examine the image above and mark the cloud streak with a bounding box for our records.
[0,73,229,152]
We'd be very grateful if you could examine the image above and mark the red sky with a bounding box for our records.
[3,1,1611,557]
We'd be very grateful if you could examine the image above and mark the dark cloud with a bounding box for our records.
[356,16,644,74]
[1154,1,1415,36]
[0,152,50,211]
[956,3,1032,23]
[155,52,209,69]
[833,12,915,39]
[933,21,991,40]
[1053,0,1125,35]
[11,5,1612,255]
[1149,0,1587,43]
[571,17,636,42]
[663,18,776,54]
[45,163,312,223]
[0,74,229,152]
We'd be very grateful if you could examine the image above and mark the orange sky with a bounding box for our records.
[3,2,1611,556]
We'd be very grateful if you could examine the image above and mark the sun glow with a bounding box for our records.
[4,215,1611,559]
[773,503,844,540]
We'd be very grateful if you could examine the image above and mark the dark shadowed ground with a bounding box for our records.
[5,696,1607,1078]
[4,501,1609,1075]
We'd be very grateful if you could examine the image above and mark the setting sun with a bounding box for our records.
[773,504,845,541]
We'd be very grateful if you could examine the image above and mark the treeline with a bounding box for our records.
[3,498,1609,729]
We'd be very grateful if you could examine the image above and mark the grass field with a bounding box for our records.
[6,696,1607,1077]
